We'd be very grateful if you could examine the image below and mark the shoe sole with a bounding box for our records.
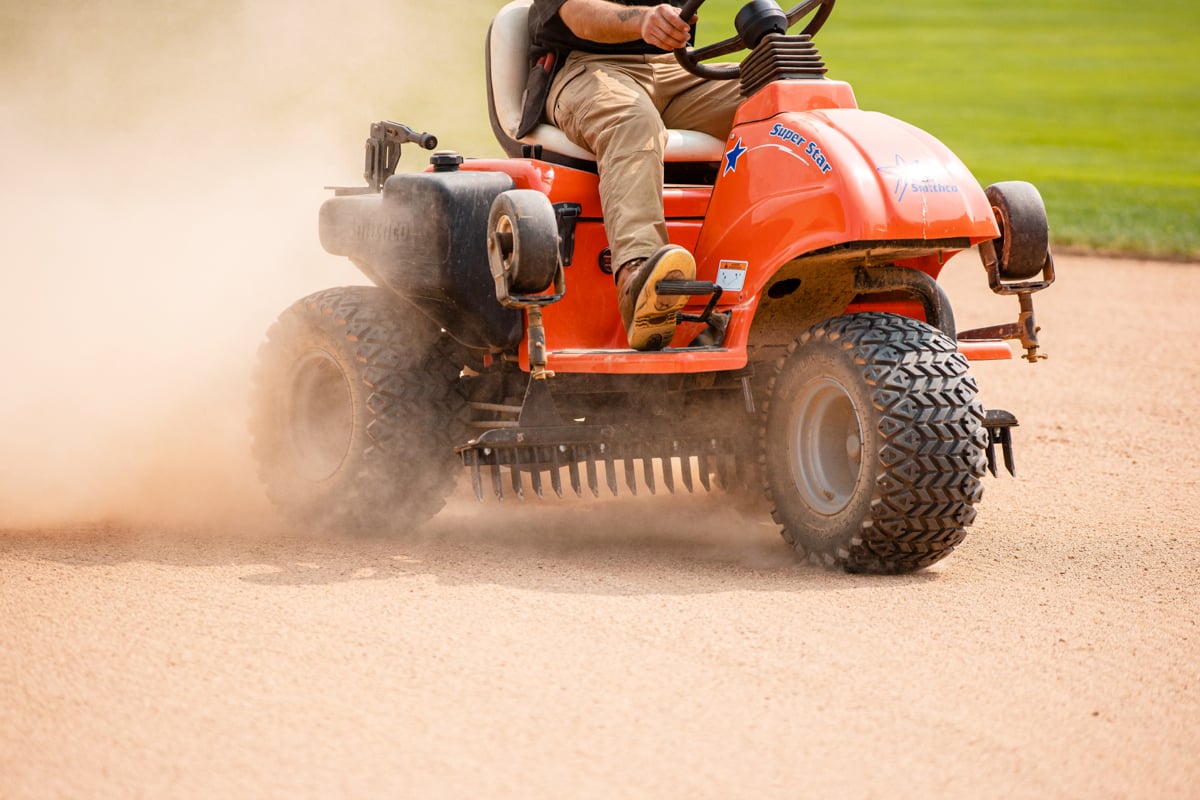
[627,247,696,351]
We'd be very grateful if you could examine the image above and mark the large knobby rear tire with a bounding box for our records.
[250,286,469,534]
[761,313,988,574]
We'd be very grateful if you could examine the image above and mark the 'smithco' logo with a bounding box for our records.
[877,155,959,202]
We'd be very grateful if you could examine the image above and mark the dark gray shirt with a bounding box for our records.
[528,0,694,56]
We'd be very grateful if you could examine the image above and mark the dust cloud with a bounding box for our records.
[0,0,497,528]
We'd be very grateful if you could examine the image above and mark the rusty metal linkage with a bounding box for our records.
[958,240,1056,363]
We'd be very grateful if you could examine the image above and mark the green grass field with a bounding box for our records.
[696,0,1200,258]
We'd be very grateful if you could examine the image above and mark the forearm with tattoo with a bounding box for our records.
[558,0,692,50]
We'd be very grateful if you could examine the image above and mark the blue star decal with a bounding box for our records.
[723,138,747,176]
[877,154,928,202]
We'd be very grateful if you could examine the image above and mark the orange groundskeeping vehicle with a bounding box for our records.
[252,0,1055,573]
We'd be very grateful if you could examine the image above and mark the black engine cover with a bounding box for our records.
[318,169,522,350]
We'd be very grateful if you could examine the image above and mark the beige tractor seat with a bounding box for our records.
[486,0,727,169]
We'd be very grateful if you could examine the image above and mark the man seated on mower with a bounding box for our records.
[525,0,741,350]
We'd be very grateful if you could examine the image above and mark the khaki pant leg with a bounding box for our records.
[546,54,669,268]
[651,56,742,139]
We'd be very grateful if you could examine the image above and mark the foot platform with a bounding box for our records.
[655,280,724,327]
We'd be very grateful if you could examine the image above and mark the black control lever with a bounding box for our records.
[364,120,439,191]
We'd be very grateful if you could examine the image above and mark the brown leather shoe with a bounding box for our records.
[615,244,696,350]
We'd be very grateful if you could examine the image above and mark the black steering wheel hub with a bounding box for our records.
[734,0,789,48]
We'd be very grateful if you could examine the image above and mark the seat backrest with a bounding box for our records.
[486,0,726,165]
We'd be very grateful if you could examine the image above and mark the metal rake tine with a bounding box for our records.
[585,450,600,497]
[568,450,582,498]
[463,450,484,500]
[698,450,713,492]
[1002,430,1017,476]
[530,454,544,499]
[549,448,563,498]
[680,453,694,494]
[642,456,655,496]
[510,451,525,500]
[490,462,504,500]
[661,450,675,495]
[717,452,736,490]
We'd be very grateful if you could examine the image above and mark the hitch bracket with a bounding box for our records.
[958,240,1056,362]
[982,409,1019,477]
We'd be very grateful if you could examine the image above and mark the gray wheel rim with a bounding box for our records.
[288,351,353,481]
[787,377,864,515]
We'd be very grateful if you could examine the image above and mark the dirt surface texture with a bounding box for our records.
[2,254,1198,799]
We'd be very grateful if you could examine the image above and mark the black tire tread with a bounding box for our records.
[761,313,987,574]
[251,286,469,533]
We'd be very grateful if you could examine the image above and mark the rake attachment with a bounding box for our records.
[457,425,749,501]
